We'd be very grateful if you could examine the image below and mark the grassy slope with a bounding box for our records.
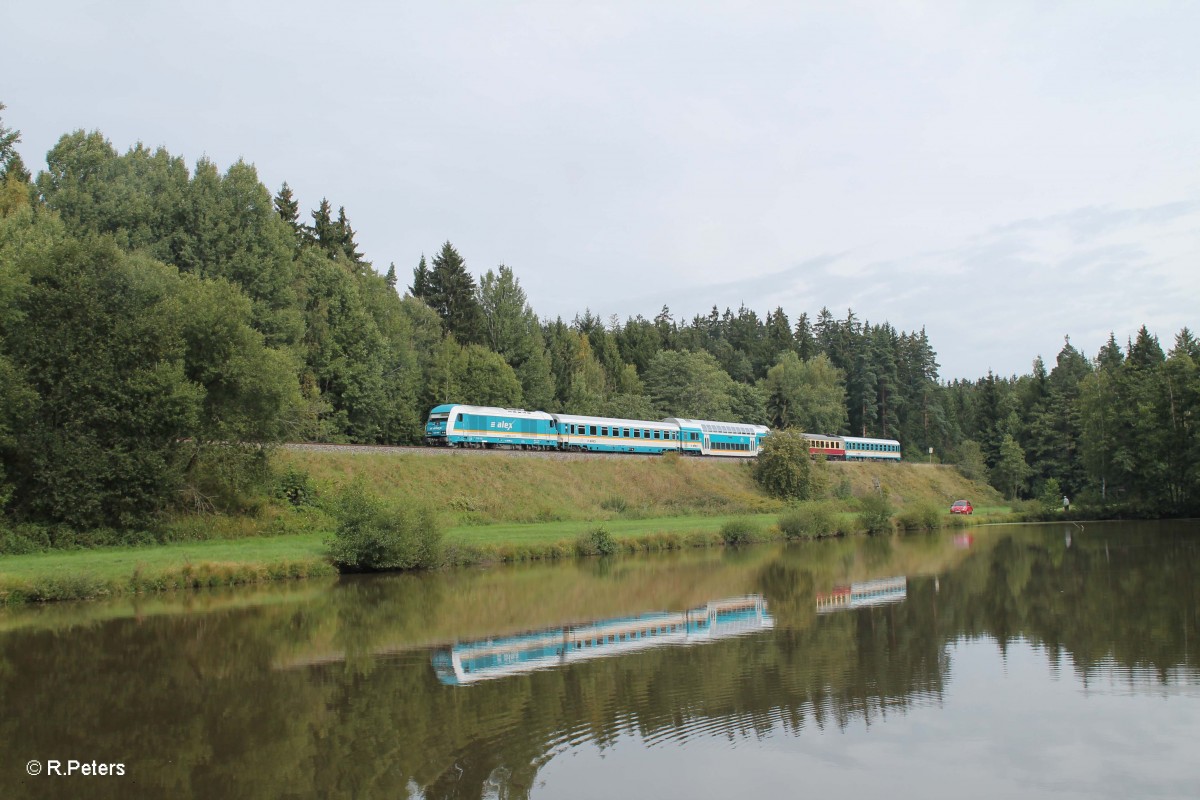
[275,450,780,525]
[0,453,1003,603]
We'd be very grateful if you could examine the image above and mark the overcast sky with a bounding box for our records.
[5,1,1198,380]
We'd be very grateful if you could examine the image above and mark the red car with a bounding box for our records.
[950,500,973,515]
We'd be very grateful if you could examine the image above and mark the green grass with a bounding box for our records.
[0,534,333,604]
[0,512,792,604]
[0,454,1010,604]
[443,513,782,546]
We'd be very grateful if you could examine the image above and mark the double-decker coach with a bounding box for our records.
[663,418,769,457]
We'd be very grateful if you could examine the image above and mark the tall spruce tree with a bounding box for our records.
[273,182,302,237]
[425,241,484,344]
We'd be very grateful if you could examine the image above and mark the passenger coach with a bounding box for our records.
[556,414,678,454]
[843,435,902,462]
[663,418,770,457]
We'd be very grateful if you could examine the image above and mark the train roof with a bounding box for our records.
[663,417,771,435]
[842,435,901,446]
[554,413,678,428]
[429,404,554,420]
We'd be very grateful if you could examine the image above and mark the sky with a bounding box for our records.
[4,1,1198,380]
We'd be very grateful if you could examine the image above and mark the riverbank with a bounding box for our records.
[0,453,1007,604]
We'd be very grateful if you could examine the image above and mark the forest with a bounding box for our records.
[0,105,1197,533]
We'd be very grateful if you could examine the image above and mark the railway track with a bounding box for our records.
[280,443,756,461]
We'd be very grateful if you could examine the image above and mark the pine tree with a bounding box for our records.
[0,102,19,167]
[273,182,301,233]
[334,205,363,263]
[410,255,429,298]
[385,262,398,292]
[311,199,336,254]
[793,312,816,361]
[425,241,484,344]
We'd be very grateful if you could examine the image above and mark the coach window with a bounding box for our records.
[590,425,597,435]
[600,427,608,436]
[633,429,640,438]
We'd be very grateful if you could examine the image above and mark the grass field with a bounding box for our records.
[1,453,1006,604]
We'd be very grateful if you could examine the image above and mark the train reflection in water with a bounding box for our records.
[814,576,907,614]
[432,595,773,685]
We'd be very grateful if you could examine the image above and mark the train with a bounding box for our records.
[431,595,774,685]
[814,576,908,614]
[801,433,902,462]
[424,403,902,461]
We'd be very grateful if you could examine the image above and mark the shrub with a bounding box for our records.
[599,496,628,514]
[575,526,619,556]
[778,503,838,540]
[896,502,942,530]
[1037,478,1064,513]
[327,483,442,572]
[832,475,853,500]
[751,430,815,500]
[858,491,894,534]
[721,518,760,546]
[274,465,316,507]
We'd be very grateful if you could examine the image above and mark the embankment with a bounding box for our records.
[0,451,1003,604]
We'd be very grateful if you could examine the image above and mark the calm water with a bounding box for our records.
[2,521,1198,799]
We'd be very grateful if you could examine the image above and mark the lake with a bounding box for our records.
[2,520,1197,799]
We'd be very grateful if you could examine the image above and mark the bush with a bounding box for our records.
[575,526,619,556]
[720,518,760,546]
[832,475,853,500]
[896,502,942,530]
[274,465,317,507]
[751,430,815,500]
[858,491,894,534]
[1037,478,1063,513]
[599,496,628,514]
[327,483,442,572]
[778,503,838,540]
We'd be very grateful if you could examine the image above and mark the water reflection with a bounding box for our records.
[433,595,773,685]
[0,520,1197,800]
[814,576,907,613]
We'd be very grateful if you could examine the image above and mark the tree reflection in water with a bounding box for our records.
[0,520,1197,799]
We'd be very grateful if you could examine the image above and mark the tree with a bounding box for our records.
[0,102,19,168]
[954,440,988,484]
[424,242,484,344]
[643,350,737,419]
[334,205,363,263]
[0,217,301,527]
[273,182,302,240]
[751,430,816,500]
[993,434,1031,499]
[410,254,429,298]
[310,198,337,254]
[763,352,847,433]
